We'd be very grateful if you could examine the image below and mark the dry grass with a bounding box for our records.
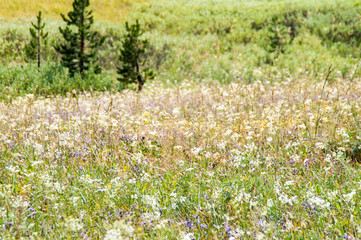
[0,0,151,22]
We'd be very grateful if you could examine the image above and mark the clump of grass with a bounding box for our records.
[0,75,360,238]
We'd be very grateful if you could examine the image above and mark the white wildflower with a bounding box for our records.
[174,145,183,150]
[217,104,226,111]
[173,107,181,115]
[122,225,134,236]
[233,190,251,204]
[285,219,294,230]
[217,141,227,150]
[155,219,168,229]
[231,154,246,168]
[142,195,159,208]
[284,181,294,186]
[140,171,150,182]
[6,165,20,173]
[104,229,123,240]
[315,142,325,149]
[256,232,265,240]
[71,196,80,206]
[343,190,356,203]
[307,191,330,209]
[225,129,233,136]
[279,193,297,205]
[11,196,29,209]
[128,178,137,184]
[182,233,195,240]
[49,124,59,131]
[64,217,83,232]
[328,190,338,201]
[250,200,258,207]
[324,154,332,163]
[0,207,6,218]
[33,143,44,156]
[204,151,212,158]
[191,147,202,155]
[231,133,240,140]
[31,160,43,167]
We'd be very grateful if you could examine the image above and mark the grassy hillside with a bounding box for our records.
[0,0,150,22]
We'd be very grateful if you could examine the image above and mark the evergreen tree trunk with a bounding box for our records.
[136,61,144,92]
[80,0,85,75]
[37,24,40,71]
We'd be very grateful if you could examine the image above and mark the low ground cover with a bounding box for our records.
[0,77,360,238]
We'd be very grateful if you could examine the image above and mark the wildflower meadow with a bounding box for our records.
[1,75,361,239]
[1,0,361,239]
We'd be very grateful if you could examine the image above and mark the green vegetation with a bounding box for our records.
[0,63,115,101]
[0,0,360,96]
[118,20,154,92]
[0,0,361,239]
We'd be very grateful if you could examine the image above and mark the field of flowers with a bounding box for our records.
[0,74,361,239]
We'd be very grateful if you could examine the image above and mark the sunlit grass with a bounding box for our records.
[0,0,152,22]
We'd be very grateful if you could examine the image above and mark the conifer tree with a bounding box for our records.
[268,17,288,53]
[25,11,48,71]
[265,16,291,65]
[117,20,154,92]
[55,0,105,77]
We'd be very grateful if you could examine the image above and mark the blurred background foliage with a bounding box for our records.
[0,0,360,97]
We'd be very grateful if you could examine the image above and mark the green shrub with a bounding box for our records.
[0,64,117,99]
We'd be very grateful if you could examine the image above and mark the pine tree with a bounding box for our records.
[265,16,291,65]
[25,11,48,71]
[117,20,154,92]
[55,0,105,77]
[267,16,289,54]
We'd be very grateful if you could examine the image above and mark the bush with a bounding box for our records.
[0,64,117,99]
